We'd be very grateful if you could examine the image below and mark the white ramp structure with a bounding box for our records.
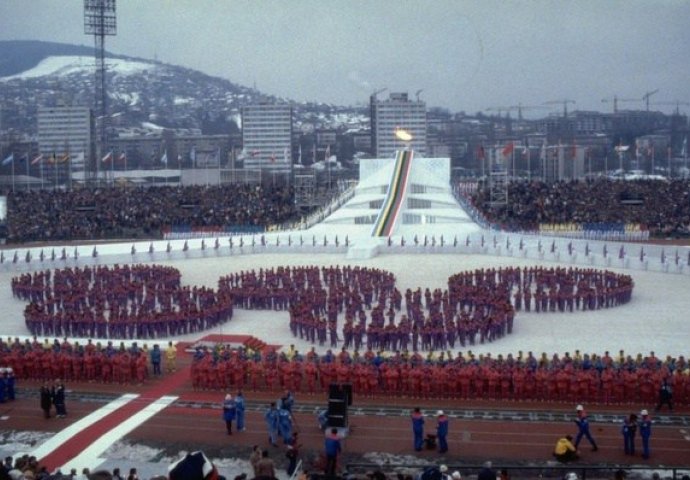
[309,151,481,257]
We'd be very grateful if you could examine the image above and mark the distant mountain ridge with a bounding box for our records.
[0,40,365,137]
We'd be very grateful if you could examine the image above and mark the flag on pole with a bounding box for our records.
[161,150,168,165]
[2,153,14,166]
[540,140,547,163]
[476,144,485,159]
[58,153,70,163]
[31,154,44,165]
[47,153,56,164]
[101,151,113,163]
[117,152,126,163]
[502,142,514,157]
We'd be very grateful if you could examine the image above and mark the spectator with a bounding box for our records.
[477,461,496,480]
[324,427,342,476]
[255,450,276,479]
[249,446,262,478]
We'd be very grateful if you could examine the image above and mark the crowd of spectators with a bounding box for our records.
[4,184,300,243]
[469,178,690,237]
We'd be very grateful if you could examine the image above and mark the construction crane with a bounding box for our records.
[642,89,659,111]
[651,100,690,115]
[510,103,549,121]
[370,88,387,102]
[415,89,423,102]
[601,95,640,113]
[484,106,514,117]
[543,99,576,117]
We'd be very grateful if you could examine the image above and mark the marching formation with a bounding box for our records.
[222,265,634,350]
[12,265,234,339]
[12,264,632,349]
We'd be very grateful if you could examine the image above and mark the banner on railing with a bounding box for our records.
[538,223,649,241]
[163,224,265,240]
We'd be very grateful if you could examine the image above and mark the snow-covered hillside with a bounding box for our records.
[0,55,156,81]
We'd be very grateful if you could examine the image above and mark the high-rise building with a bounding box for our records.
[37,106,92,174]
[241,102,292,171]
[371,92,427,158]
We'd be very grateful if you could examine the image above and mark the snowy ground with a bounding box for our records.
[1,251,688,359]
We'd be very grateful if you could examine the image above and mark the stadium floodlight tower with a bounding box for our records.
[84,0,116,185]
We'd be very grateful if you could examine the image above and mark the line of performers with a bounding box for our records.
[189,345,690,406]
[0,337,172,385]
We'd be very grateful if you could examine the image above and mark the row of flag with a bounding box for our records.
[476,136,688,160]
[3,148,227,168]
[100,151,127,164]
[2,152,83,166]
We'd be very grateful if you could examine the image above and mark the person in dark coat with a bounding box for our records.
[150,344,162,376]
[235,391,246,432]
[622,413,637,455]
[436,410,449,454]
[411,407,425,451]
[285,433,301,476]
[222,394,237,435]
[655,379,673,411]
[40,381,53,419]
[53,380,67,418]
[477,461,496,480]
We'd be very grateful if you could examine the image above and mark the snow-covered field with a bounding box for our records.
[1,250,688,359]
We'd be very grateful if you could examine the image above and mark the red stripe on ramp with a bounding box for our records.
[39,364,191,471]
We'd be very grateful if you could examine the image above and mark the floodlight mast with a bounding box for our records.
[84,0,117,185]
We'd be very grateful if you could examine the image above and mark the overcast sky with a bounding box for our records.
[1,0,690,116]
